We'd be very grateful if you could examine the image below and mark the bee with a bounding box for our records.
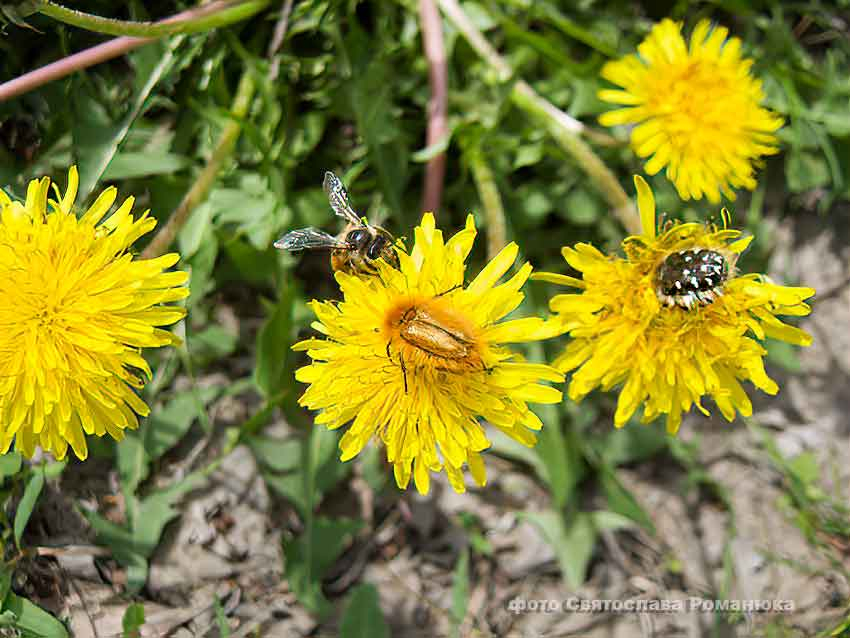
[274,171,399,276]
[656,248,732,309]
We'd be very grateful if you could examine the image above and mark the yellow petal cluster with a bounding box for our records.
[295,213,564,495]
[0,168,188,459]
[537,177,814,434]
[598,19,783,202]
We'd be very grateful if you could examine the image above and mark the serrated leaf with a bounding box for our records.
[282,517,362,617]
[133,473,205,556]
[339,585,388,638]
[14,468,44,549]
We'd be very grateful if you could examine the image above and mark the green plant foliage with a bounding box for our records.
[339,584,389,638]
[0,0,844,631]
[121,603,145,638]
[283,517,363,617]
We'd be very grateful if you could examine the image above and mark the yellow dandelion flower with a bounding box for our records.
[535,176,814,434]
[294,213,564,495]
[0,167,189,460]
[598,19,784,202]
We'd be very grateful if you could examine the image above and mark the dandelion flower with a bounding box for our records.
[598,19,783,202]
[294,213,564,495]
[0,168,188,460]
[535,176,814,434]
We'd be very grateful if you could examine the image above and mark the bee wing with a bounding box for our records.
[274,228,349,252]
[323,171,365,227]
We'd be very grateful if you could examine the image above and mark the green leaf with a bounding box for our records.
[411,132,453,163]
[102,152,193,181]
[254,283,295,399]
[188,325,239,362]
[258,426,349,518]
[282,517,363,617]
[599,466,655,533]
[117,434,150,501]
[0,565,11,603]
[210,175,285,250]
[450,547,469,638]
[339,584,388,638]
[133,473,205,557]
[534,406,583,509]
[144,387,221,461]
[599,425,668,466]
[121,603,145,638]
[214,597,231,638]
[0,453,22,482]
[562,187,602,226]
[75,38,184,200]
[14,468,44,549]
[786,149,830,192]
[765,338,802,373]
[523,509,595,588]
[247,435,301,474]
[83,511,148,573]
[1,592,68,638]
[178,202,215,260]
[343,32,408,218]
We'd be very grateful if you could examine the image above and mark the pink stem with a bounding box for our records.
[419,0,448,215]
[0,1,237,103]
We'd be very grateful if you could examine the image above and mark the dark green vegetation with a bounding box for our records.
[1,1,848,636]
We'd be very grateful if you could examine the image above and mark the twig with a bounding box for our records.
[266,0,295,82]
[467,149,507,259]
[0,1,269,103]
[419,0,449,215]
[434,0,641,235]
[141,70,256,258]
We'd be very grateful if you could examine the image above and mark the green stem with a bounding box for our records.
[35,0,270,38]
[466,149,507,260]
[142,70,256,259]
[435,0,640,235]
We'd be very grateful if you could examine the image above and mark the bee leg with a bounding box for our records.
[387,340,409,393]
[436,283,463,297]
[400,353,408,394]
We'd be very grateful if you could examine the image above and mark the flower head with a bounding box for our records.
[598,19,783,202]
[0,168,188,460]
[295,213,564,495]
[536,176,814,434]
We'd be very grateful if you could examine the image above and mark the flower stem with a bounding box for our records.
[466,149,507,260]
[34,0,270,38]
[419,0,449,215]
[0,1,269,103]
[142,70,256,259]
[434,0,641,235]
